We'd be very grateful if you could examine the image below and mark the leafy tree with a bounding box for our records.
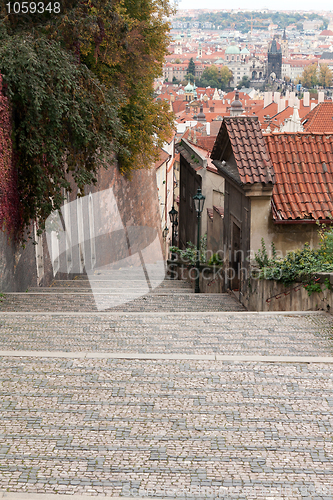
[202,65,219,81]
[198,65,232,90]
[184,74,195,84]
[193,10,326,34]
[187,57,196,76]
[0,36,124,231]
[0,0,174,235]
[301,64,318,89]
[219,66,233,89]
[237,75,250,90]
[319,64,333,88]
[199,65,219,88]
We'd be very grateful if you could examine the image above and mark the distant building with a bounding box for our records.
[280,29,289,59]
[267,38,282,80]
[224,43,251,86]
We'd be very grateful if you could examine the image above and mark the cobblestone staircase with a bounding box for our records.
[2,271,333,498]
[0,272,245,312]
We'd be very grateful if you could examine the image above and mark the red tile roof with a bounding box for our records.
[211,117,275,185]
[320,29,333,36]
[255,102,278,123]
[207,208,214,221]
[172,100,187,114]
[265,133,333,221]
[154,149,170,170]
[224,91,251,102]
[195,136,217,152]
[302,102,333,133]
[210,121,223,136]
[213,206,224,217]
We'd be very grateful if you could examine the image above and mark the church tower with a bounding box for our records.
[267,38,282,80]
[280,29,289,58]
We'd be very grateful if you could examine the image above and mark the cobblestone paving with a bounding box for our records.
[1,280,333,498]
[0,279,244,313]
[0,313,332,357]
[1,358,333,498]
[0,293,243,313]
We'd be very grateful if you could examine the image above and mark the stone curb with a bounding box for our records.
[0,310,326,316]
[1,350,333,363]
[0,494,169,500]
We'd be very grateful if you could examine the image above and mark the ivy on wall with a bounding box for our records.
[0,73,20,237]
[0,36,125,237]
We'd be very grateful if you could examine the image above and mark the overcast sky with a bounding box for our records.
[176,0,332,14]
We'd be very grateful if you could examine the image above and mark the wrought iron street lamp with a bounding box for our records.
[193,188,205,293]
[168,206,178,279]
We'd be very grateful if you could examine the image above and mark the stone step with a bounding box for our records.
[0,312,331,357]
[27,287,195,294]
[33,281,194,291]
[0,291,243,312]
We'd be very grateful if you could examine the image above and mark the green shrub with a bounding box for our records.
[208,253,223,266]
[255,227,333,294]
[170,234,207,266]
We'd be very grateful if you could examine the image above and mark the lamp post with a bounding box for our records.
[193,188,205,293]
[168,205,178,280]
[168,206,178,258]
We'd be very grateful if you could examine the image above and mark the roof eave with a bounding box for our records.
[273,218,333,225]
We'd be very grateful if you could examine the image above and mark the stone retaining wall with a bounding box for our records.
[242,273,333,312]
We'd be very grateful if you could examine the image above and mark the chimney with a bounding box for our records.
[285,90,290,100]
[264,91,273,108]
[289,91,296,107]
[278,98,286,113]
[303,91,310,107]
[318,91,325,103]
[274,92,281,102]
